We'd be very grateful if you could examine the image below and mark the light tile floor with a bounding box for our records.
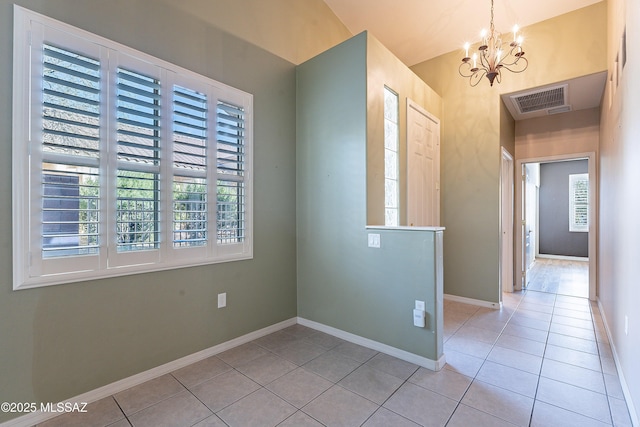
[37,294,633,426]
[526,258,589,298]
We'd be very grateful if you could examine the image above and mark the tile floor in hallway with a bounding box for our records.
[36,291,633,427]
[526,258,589,298]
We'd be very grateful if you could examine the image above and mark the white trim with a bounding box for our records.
[444,293,502,309]
[365,225,445,232]
[536,254,589,262]
[297,317,446,371]
[0,318,296,427]
[597,299,639,427]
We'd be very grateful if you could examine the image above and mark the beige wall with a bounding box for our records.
[366,34,443,225]
[500,101,515,156]
[599,0,640,423]
[157,0,352,65]
[411,3,607,303]
[515,107,600,159]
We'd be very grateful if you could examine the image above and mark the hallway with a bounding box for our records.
[525,258,589,298]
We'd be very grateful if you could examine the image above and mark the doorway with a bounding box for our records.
[515,153,596,300]
[500,148,514,296]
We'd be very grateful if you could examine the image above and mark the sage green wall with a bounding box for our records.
[0,0,297,421]
[296,33,442,361]
[411,3,607,303]
[599,0,640,422]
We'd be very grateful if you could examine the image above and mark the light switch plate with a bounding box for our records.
[415,300,425,311]
[368,233,381,248]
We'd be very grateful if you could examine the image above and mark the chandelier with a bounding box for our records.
[459,0,528,86]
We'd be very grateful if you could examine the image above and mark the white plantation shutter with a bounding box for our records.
[216,101,246,245]
[13,6,252,289]
[41,44,102,260]
[172,85,209,249]
[569,173,589,232]
[115,67,161,253]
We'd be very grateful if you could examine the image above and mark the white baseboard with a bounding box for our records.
[444,293,501,309]
[597,299,639,427]
[536,254,589,262]
[297,317,445,371]
[1,318,297,427]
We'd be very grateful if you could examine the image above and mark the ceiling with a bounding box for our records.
[501,72,607,120]
[322,0,606,119]
[322,0,602,67]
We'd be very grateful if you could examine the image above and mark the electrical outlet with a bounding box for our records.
[218,293,227,308]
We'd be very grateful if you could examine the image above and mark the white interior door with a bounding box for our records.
[407,99,440,226]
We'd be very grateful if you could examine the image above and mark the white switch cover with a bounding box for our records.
[368,233,381,248]
[218,293,227,308]
[415,300,426,311]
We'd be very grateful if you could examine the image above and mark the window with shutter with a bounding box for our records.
[216,101,246,244]
[12,6,253,289]
[41,44,101,260]
[383,87,399,226]
[569,173,589,232]
[172,85,209,249]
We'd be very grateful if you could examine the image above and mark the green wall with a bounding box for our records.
[411,3,607,303]
[0,1,297,421]
[296,33,443,362]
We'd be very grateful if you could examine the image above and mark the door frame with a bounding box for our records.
[500,147,514,294]
[515,152,597,300]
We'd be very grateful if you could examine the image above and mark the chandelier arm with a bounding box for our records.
[478,49,491,72]
[470,69,487,87]
[499,57,529,73]
[459,61,475,78]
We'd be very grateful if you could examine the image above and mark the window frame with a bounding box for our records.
[12,6,253,290]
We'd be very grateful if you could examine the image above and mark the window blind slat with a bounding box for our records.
[44,88,100,106]
[44,75,100,95]
[43,46,100,71]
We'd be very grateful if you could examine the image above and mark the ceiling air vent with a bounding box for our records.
[510,84,568,115]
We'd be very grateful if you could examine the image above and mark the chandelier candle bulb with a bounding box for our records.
[464,42,470,58]
[513,25,519,42]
